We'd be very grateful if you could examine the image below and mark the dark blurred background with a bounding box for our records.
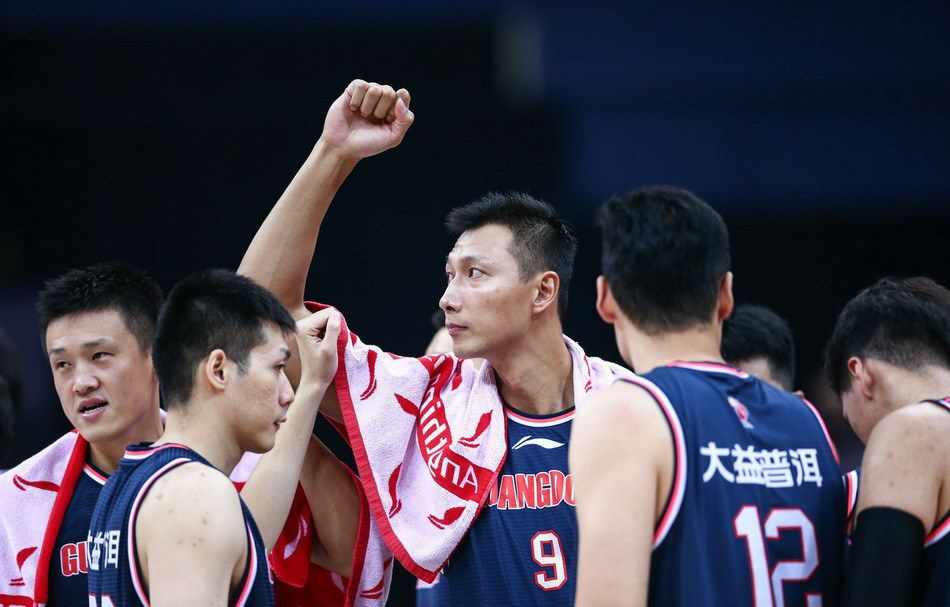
[1,2,948,603]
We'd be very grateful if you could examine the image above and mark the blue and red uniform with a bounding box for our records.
[45,461,107,605]
[417,404,577,606]
[631,361,846,607]
[86,443,273,607]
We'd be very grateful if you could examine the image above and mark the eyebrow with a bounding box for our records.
[445,253,490,266]
[49,338,115,357]
[278,347,291,361]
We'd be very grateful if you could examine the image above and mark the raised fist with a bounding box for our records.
[296,307,342,389]
[319,79,414,161]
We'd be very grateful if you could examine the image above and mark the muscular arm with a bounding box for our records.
[238,79,413,422]
[570,382,674,607]
[136,464,246,607]
[300,435,361,575]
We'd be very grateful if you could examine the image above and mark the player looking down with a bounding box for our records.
[825,276,950,607]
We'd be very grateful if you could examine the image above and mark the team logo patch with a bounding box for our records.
[512,435,565,450]
[728,397,753,429]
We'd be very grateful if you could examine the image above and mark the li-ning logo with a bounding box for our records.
[512,436,565,450]
[728,397,753,429]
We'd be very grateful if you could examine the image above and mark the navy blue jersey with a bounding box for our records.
[46,462,107,606]
[920,397,949,607]
[417,404,577,606]
[86,443,273,607]
[634,362,846,607]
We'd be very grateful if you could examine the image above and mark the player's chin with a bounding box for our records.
[451,336,485,360]
[248,432,278,454]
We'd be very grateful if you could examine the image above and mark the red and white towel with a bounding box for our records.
[325,306,633,604]
[0,431,84,606]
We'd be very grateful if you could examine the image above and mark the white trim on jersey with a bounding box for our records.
[83,464,108,486]
[667,361,750,378]
[126,457,192,607]
[620,376,688,550]
[505,408,575,428]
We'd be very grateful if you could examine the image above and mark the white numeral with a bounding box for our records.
[734,506,821,607]
[531,530,567,591]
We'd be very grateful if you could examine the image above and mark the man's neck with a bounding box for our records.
[623,323,724,375]
[87,405,164,474]
[489,324,574,416]
[884,365,950,412]
[156,406,243,475]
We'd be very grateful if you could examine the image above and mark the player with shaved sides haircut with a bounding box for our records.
[87,270,342,606]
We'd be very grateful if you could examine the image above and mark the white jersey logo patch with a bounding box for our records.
[512,435,565,450]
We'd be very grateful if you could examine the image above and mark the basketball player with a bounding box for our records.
[240,80,631,605]
[85,270,340,605]
[571,186,845,606]
[824,277,950,606]
[722,304,796,391]
[0,263,165,606]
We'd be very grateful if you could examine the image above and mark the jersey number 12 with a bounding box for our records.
[734,506,822,607]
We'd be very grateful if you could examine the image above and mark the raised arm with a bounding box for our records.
[241,308,341,550]
[238,80,414,405]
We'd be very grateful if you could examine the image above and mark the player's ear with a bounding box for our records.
[716,271,734,322]
[596,276,617,324]
[533,271,559,314]
[203,349,228,393]
[846,356,873,399]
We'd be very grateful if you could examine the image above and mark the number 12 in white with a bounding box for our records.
[733,506,823,607]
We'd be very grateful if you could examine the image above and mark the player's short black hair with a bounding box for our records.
[825,276,950,396]
[596,186,731,334]
[36,262,163,353]
[445,192,577,317]
[153,269,296,408]
[722,304,796,390]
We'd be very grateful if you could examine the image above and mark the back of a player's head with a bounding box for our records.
[153,269,296,409]
[36,262,163,353]
[825,276,950,396]
[722,304,796,390]
[597,186,731,334]
[446,192,577,316]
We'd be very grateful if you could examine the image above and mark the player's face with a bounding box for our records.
[231,324,295,453]
[440,224,536,360]
[46,309,159,446]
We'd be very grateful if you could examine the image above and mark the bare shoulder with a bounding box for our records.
[573,380,670,462]
[866,401,950,462]
[576,380,667,434]
[136,462,245,553]
[859,402,950,529]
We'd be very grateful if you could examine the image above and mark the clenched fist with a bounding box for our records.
[319,79,414,161]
